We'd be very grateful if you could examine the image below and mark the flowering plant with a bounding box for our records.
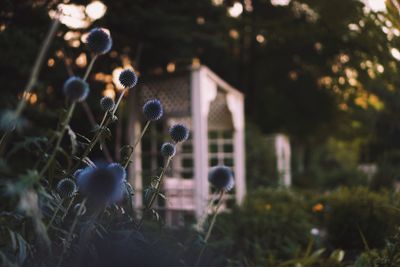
[0,16,233,267]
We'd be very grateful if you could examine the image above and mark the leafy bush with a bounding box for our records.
[324,187,400,254]
[213,188,314,265]
[245,124,278,189]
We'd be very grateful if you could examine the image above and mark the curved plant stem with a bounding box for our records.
[56,198,87,267]
[123,121,151,168]
[61,195,76,221]
[0,17,60,155]
[99,112,108,128]
[194,191,225,267]
[81,102,112,162]
[70,112,111,172]
[112,89,127,116]
[195,191,220,231]
[40,102,76,177]
[46,199,65,230]
[83,55,97,82]
[137,156,172,229]
[0,131,11,156]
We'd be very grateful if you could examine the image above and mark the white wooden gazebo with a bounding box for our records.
[126,65,245,225]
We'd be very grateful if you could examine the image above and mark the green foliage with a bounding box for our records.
[294,137,369,189]
[245,124,278,189]
[352,228,400,267]
[276,248,346,267]
[214,188,313,265]
[370,150,400,190]
[324,187,400,253]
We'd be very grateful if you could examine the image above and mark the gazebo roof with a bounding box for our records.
[137,65,244,120]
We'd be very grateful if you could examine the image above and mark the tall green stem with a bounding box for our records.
[40,102,76,177]
[195,192,220,231]
[112,89,126,116]
[123,121,151,168]
[83,55,97,82]
[61,196,76,221]
[137,156,172,229]
[56,198,87,267]
[46,199,64,230]
[194,191,225,267]
[70,113,111,172]
[0,17,60,155]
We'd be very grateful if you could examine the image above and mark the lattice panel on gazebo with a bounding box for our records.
[208,89,234,130]
[138,75,191,118]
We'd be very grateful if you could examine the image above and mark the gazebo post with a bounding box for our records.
[126,90,143,210]
[227,93,246,205]
[191,67,217,219]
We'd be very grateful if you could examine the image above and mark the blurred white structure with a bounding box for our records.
[266,134,292,187]
[126,65,246,225]
[275,134,291,187]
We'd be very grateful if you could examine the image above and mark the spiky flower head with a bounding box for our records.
[63,76,89,102]
[56,178,77,198]
[208,165,235,192]
[143,99,163,121]
[107,162,127,181]
[119,69,138,89]
[76,163,126,204]
[161,142,176,157]
[86,27,112,55]
[100,96,115,112]
[169,124,189,143]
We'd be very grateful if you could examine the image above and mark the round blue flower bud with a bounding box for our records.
[77,163,126,204]
[86,28,112,55]
[63,76,89,102]
[100,96,115,112]
[107,162,127,181]
[56,178,77,198]
[119,69,138,89]
[169,124,189,143]
[208,166,235,192]
[161,142,176,157]
[143,99,163,121]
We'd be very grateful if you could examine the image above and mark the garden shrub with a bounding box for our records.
[213,188,313,264]
[324,187,400,255]
[245,124,278,189]
[370,150,400,190]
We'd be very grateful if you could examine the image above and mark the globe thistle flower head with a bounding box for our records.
[119,69,138,89]
[86,28,112,55]
[107,162,127,181]
[76,163,126,204]
[169,124,189,143]
[56,178,77,198]
[63,76,89,102]
[161,142,176,157]
[143,99,163,121]
[208,166,235,192]
[100,96,115,112]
